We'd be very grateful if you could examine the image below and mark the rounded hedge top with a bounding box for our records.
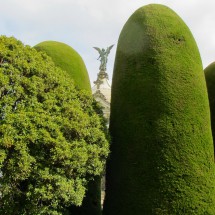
[34,41,91,91]
[104,4,215,215]
[0,36,109,214]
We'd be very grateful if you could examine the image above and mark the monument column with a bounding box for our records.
[92,45,113,123]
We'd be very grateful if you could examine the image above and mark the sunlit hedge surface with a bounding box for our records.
[104,4,215,215]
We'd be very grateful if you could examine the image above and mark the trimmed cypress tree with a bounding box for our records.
[103,4,215,215]
[34,41,91,91]
[205,62,215,156]
[35,40,104,215]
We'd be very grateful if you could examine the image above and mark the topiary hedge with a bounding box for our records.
[204,62,215,156]
[103,4,215,215]
[34,41,91,92]
[0,36,109,215]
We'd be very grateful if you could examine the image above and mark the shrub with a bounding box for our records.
[0,36,109,215]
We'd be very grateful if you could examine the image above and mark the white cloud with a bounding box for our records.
[1,0,215,83]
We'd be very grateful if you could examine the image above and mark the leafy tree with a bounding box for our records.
[0,36,109,215]
[103,4,215,215]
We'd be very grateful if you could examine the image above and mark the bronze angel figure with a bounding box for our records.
[93,45,114,71]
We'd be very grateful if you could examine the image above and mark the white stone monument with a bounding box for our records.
[92,45,113,123]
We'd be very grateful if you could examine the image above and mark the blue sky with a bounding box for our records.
[1,0,215,84]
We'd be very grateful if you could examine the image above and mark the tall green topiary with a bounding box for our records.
[34,41,91,91]
[205,62,215,156]
[103,4,215,215]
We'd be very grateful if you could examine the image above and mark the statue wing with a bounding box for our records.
[93,47,102,55]
[106,44,114,54]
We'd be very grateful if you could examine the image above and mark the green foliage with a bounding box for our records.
[0,36,109,215]
[204,62,215,156]
[103,4,215,215]
[34,41,91,92]
[66,176,102,215]
[66,102,109,215]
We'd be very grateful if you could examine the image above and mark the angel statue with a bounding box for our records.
[93,45,114,71]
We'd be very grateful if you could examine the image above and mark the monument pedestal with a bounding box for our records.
[92,70,111,121]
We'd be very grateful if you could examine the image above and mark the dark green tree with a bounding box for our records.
[205,62,215,156]
[34,40,106,215]
[0,36,109,215]
[34,41,91,92]
[103,4,215,215]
